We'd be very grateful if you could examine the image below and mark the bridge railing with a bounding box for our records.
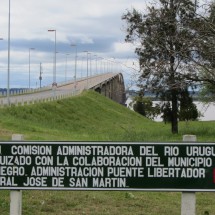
[0,89,82,108]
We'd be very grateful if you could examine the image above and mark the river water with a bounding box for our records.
[126,98,215,122]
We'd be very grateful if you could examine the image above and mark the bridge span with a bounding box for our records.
[0,72,126,106]
[92,73,126,105]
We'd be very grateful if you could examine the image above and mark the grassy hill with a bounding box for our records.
[0,90,215,141]
[0,90,215,215]
[0,90,167,141]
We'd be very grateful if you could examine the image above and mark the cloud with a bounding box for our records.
[0,0,147,88]
[113,42,136,56]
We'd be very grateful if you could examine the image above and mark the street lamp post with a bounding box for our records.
[81,56,85,78]
[7,0,11,105]
[71,44,77,90]
[100,58,103,74]
[48,29,57,88]
[94,55,98,75]
[39,62,43,89]
[29,48,35,89]
[89,53,92,78]
[84,51,90,89]
[65,53,70,82]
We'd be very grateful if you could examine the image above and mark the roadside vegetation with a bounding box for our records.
[0,90,215,215]
[0,90,214,142]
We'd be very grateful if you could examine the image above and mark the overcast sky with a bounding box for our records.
[0,0,147,89]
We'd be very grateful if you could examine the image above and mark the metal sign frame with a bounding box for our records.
[0,141,215,192]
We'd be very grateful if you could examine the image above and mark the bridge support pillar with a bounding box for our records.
[92,73,126,105]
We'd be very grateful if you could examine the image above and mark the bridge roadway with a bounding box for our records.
[0,73,118,106]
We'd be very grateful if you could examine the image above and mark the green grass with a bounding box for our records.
[0,90,164,141]
[0,90,215,215]
[1,190,215,215]
[0,90,214,142]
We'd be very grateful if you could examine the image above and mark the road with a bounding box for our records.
[0,73,117,106]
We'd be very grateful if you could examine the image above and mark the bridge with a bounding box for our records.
[0,72,126,107]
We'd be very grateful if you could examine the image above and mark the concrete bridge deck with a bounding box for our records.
[0,72,126,106]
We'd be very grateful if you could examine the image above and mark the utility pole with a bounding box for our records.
[29,48,35,89]
[39,63,42,89]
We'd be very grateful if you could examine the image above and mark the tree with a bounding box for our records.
[200,83,215,102]
[133,99,146,116]
[178,88,199,121]
[131,93,160,120]
[122,0,203,133]
[194,1,215,101]
[160,102,172,123]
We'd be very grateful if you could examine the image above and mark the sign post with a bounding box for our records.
[181,135,197,215]
[10,134,23,215]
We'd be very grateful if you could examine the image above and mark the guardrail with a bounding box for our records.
[0,89,81,108]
